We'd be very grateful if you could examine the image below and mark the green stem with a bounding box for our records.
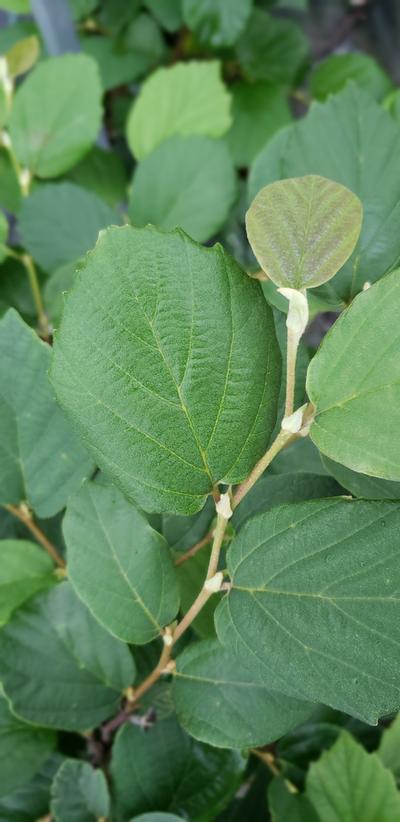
[285,327,298,418]
[233,429,294,509]
[8,248,49,337]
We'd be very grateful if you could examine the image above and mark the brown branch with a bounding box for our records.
[5,504,66,568]
[174,531,213,567]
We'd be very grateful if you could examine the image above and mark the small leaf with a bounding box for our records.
[64,479,180,644]
[51,225,281,515]
[9,54,102,178]
[248,85,400,301]
[173,638,314,748]
[183,0,252,48]
[246,175,362,290]
[235,9,308,85]
[306,731,400,821]
[6,35,40,78]
[0,539,55,626]
[0,310,93,517]
[110,716,245,820]
[0,692,55,798]
[126,60,231,160]
[311,53,392,102]
[50,760,110,822]
[19,182,120,272]
[216,498,400,722]
[66,146,128,207]
[129,135,236,243]
[307,270,400,481]
[0,582,136,730]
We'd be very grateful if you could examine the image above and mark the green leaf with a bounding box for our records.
[65,146,127,207]
[0,582,135,731]
[43,260,78,326]
[322,456,400,501]
[0,212,9,264]
[0,148,21,215]
[126,60,231,160]
[232,471,341,530]
[307,270,400,481]
[20,182,119,273]
[130,816,185,822]
[0,0,30,10]
[183,0,252,47]
[306,730,400,821]
[311,53,392,102]
[69,0,97,21]
[269,777,318,822]
[225,80,291,168]
[0,693,55,798]
[0,753,64,822]
[64,479,180,644]
[50,760,110,822]
[51,225,281,515]
[235,9,309,85]
[0,540,55,626]
[378,714,400,780]
[173,638,314,748]
[216,498,400,722]
[129,135,236,243]
[9,54,102,178]
[249,85,400,301]
[143,0,183,32]
[246,175,362,289]
[6,35,40,79]
[269,436,328,476]
[110,716,245,820]
[0,310,93,517]
[162,497,214,552]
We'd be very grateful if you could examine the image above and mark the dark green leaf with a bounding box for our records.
[311,53,392,102]
[307,270,400,481]
[183,0,252,47]
[322,456,400,501]
[64,479,180,644]
[50,760,110,822]
[216,498,400,722]
[129,135,236,243]
[0,310,93,517]
[51,225,281,515]
[0,582,135,730]
[306,730,400,821]
[235,9,308,85]
[173,639,313,748]
[19,182,119,273]
[0,540,55,625]
[0,753,64,822]
[65,147,127,207]
[225,80,291,168]
[0,693,55,798]
[269,777,318,822]
[143,0,183,32]
[0,148,21,214]
[110,716,245,820]
[9,54,102,178]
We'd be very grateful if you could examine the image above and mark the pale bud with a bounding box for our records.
[204,571,223,593]
[215,492,232,520]
[281,403,308,434]
[278,287,309,342]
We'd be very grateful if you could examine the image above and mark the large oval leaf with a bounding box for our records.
[51,225,281,515]
[64,479,180,644]
[307,270,400,480]
[9,54,102,178]
[216,498,400,723]
[173,639,314,748]
[246,175,362,290]
[0,583,135,731]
